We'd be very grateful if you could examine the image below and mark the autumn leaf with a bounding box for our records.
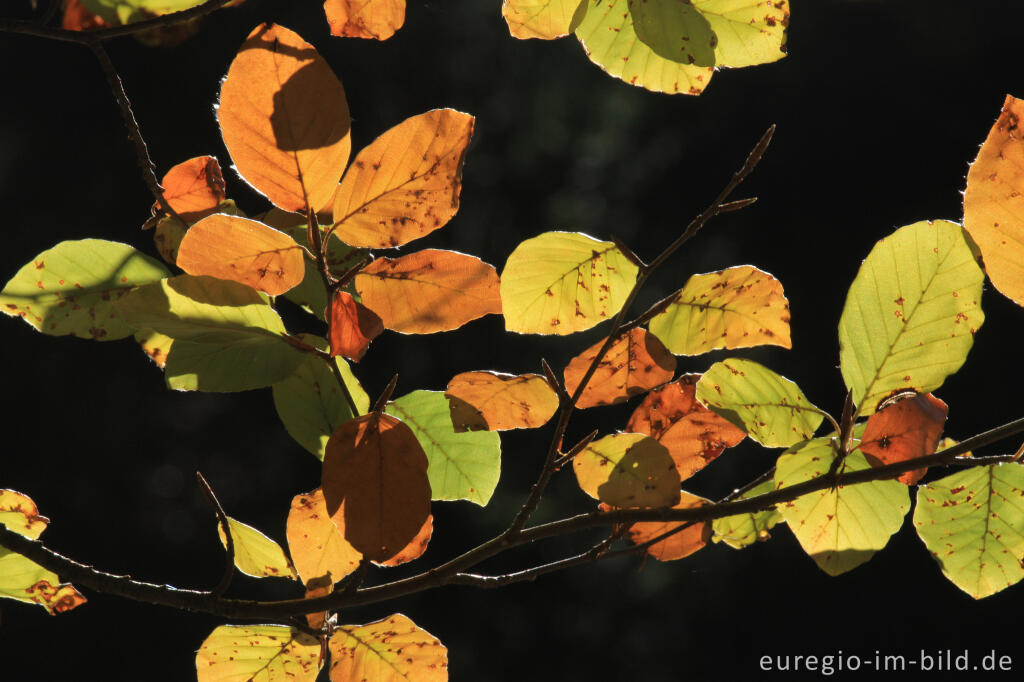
[218,23,351,213]
[217,516,299,580]
[328,289,383,361]
[287,488,362,585]
[626,375,745,480]
[332,109,474,248]
[196,624,321,682]
[859,393,948,485]
[444,371,558,431]
[322,413,431,561]
[159,155,226,222]
[355,249,501,334]
[573,433,681,508]
[329,613,447,682]
[628,491,711,561]
[711,478,782,549]
[374,514,433,567]
[502,0,586,39]
[563,328,675,409]
[324,0,406,40]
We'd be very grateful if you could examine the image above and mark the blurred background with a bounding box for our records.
[2,0,1023,679]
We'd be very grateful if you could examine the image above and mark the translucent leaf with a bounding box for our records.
[324,0,406,40]
[176,214,305,296]
[196,625,321,682]
[914,463,1024,599]
[775,434,909,576]
[647,265,791,355]
[217,516,298,580]
[626,375,745,480]
[287,488,362,585]
[838,220,984,417]
[691,0,789,67]
[502,0,586,39]
[500,231,638,335]
[160,155,226,222]
[328,613,447,682]
[563,328,675,409]
[218,24,351,213]
[328,289,383,361]
[164,336,306,393]
[272,334,368,460]
[711,478,782,549]
[355,250,501,334]
[0,239,169,340]
[445,371,558,431]
[332,109,474,248]
[964,95,1024,307]
[628,491,711,560]
[81,0,211,24]
[0,490,48,540]
[573,433,681,508]
[386,391,501,506]
[374,514,433,567]
[322,413,432,561]
[860,393,947,485]
[695,358,823,448]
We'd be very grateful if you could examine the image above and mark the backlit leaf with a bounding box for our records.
[196,624,321,682]
[695,358,823,448]
[160,155,226,222]
[386,390,501,506]
[332,109,474,248]
[838,220,984,417]
[218,516,298,580]
[355,250,501,334]
[860,393,948,485]
[626,374,745,480]
[691,0,789,67]
[573,433,681,508]
[563,328,676,408]
[374,514,433,567]
[0,490,48,540]
[328,289,383,361]
[329,613,447,682]
[322,413,431,561]
[445,371,558,431]
[324,0,405,40]
[176,214,305,296]
[500,231,638,335]
[648,265,791,355]
[964,95,1024,307]
[502,0,586,39]
[0,239,169,340]
[287,488,361,585]
[914,463,1024,599]
[628,491,711,560]
[218,23,351,213]
[775,433,910,576]
[711,478,782,548]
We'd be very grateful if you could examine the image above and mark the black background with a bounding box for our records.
[2,0,1023,679]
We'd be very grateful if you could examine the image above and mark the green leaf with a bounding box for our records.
[914,463,1024,599]
[775,433,909,576]
[385,390,501,506]
[82,0,209,24]
[217,516,298,580]
[839,220,985,417]
[573,433,681,508]
[196,625,321,682]
[711,478,783,548]
[692,0,789,68]
[164,337,306,393]
[0,239,169,340]
[273,334,369,460]
[500,231,638,335]
[695,358,823,448]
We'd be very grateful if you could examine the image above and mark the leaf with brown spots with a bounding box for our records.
[573,433,681,508]
[648,265,791,356]
[217,515,299,580]
[196,624,322,682]
[324,0,405,40]
[563,328,676,409]
[626,374,745,480]
[304,578,332,630]
[286,488,362,585]
[218,23,351,213]
[355,249,501,334]
[502,0,586,39]
[331,109,473,248]
[0,490,49,540]
[134,328,173,368]
[445,371,558,431]
[328,613,447,682]
[176,214,305,296]
[628,491,711,561]
[328,289,383,361]
[374,514,433,567]
[159,155,226,222]
[322,413,431,561]
[860,393,948,485]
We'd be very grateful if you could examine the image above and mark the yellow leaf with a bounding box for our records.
[218,516,299,580]
[445,371,558,431]
[329,613,447,682]
[573,433,681,508]
[286,488,362,585]
[197,625,321,682]
[502,0,585,39]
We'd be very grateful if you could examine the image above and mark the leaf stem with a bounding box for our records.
[195,471,234,596]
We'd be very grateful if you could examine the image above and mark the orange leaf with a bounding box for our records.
[176,214,305,296]
[286,488,362,585]
[328,290,383,361]
[62,0,105,31]
[160,156,226,223]
[324,0,406,40]
[27,580,87,615]
[322,413,431,561]
[303,577,332,630]
[563,328,675,409]
[626,374,746,480]
[355,250,502,334]
[373,514,433,567]
[332,109,474,248]
[218,23,351,213]
[860,393,948,485]
[445,371,558,431]
[628,492,711,561]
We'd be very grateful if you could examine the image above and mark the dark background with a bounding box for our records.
[2,0,1023,679]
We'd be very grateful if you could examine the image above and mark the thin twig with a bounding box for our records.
[372,374,399,414]
[552,429,599,470]
[196,472,235,595]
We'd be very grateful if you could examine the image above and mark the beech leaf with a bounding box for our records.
[860,393,948,485]
[196,625,321,682]
[286,488,362,585]
[445,371,558,431]
[628,491,712,561]
[502,0,587,39]
[328,289,383,361]
[328,613,447,682]
[324,0,406,40]
[160,155,226,222]
[217,516,299,580]
[374,514,433,567]
[573,433,681,508]
[563,327,676,408]
[711,478,782,549]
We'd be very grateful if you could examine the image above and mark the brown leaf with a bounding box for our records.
[322,413,431,561]
[160,156,226,223]
[332,109,474,248]
[563,328,675,409]
[328,290,383,361]
[355,249,502,334]
[218,23,351,213]
[373,514,433,567]
[61,0,105,31]
[445,371,558,431]
[628,492,711,561]
[860,393,948,485]
[626,374,746,480]
[324,0,406,40]
[286,488,362,586]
